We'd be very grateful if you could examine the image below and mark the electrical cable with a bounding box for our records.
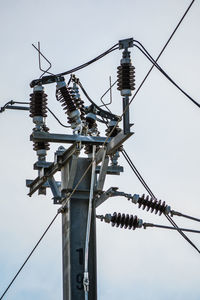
[3,4,197,290]
[133,42,200,108]
[102,0,196,146]
[171,210,200,222]
[46,107,70,128]
[56,45,119,77]
[0,212,59,300]
[143,222,200,234]
[77,79,119,121]
[121,149,156,199]
[165,213,200,253]
[30,44,119,87]
[6,5,195,291]
[122,148,200,254]
[129,0,196,107]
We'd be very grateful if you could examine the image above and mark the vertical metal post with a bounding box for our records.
[61,157,97,300]
[123,96,130,134]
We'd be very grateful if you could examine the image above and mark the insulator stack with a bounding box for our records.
[33,141,50,152]
[97,212,143,230]
[56,81,82,131]
[137,194,171,215]
[33,125,50,152]
[75,98,85,120]
[105,120,121,137]
[117,47,135,96]
[117,65,135,92]
[86,113,97,130]
[84,112,99,155]
[29,85,47,118]
[73,83,86,121]
[56,85,76,115]
[111,212,141,230]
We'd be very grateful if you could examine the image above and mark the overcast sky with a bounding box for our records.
[0,0,200,299]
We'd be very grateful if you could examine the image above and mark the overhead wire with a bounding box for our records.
[171,210,200,222]
[102,0,196,146]
[0,213,59,300]
[133,42,200,108]
[122,149,200,254]
[53,0,198,253]
[56,44,119,77]
[143,223,200,234]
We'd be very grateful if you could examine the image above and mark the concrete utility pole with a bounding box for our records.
[27,38,134,299]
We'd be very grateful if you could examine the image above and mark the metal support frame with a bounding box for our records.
[27,130,132,197]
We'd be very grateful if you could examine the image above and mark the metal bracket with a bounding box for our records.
[47,176,62,204]
[61,155,78,192]
[27,143,80,196]
[119,38,133,50]
[96,149,109,191]
[95,186,133,207]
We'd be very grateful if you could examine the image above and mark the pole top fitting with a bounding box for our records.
[119,38,133,50]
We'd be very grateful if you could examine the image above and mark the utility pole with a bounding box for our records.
[26,38,134,300]
[61,156,97,299]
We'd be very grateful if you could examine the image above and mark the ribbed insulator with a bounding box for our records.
[56,86,76,115]
[29,90,47,118]
[117,64,135,91]
[86,116,96,129]
[33,141,50,151]
[105,125,121,137]
[111,212,140,230]
[33,125,50,151]
[74,98,85,120]
[84,144,93,155]
[138,194,168,216]
[84,144,100,155]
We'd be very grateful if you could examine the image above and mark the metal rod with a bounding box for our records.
[4,106,29,111]
[171,210,200,223]
[84,146,96,299]
[143,223,200,234]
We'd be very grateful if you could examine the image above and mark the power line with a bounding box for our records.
[143,222,200,234]
[4,1,195,294]
[122,148,200,254]
[129,0,196,107]
[102,0,196,147]
[133,42,200,108]
[171,210,200,222]
[0,213,59,300]
[30,44,119,87]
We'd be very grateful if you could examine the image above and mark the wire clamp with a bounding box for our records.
[83,272,89,292]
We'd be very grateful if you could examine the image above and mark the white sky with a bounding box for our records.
[0,0,200,299]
